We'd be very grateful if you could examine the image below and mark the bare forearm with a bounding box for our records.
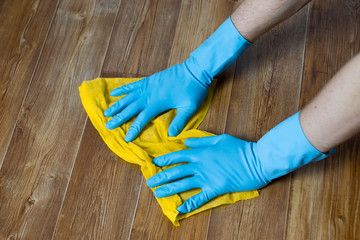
[300,53,360,153]
[230,1,360,152]
[231,0,311,42]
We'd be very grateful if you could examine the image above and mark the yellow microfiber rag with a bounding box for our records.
[79,77,259,226]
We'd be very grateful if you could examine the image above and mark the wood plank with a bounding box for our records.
[286,0,360,239]
[199,64,237,135]
[0,0,59,166]
[129,180,179,240]
[207,6,310,240]
[102,0,183,76]
[55,0,183,238]
[53,121,143,239]
[129,0,242,239]
[0,0,121,239]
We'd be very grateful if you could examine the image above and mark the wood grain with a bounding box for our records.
[286,0,360,239]
[0,0,121,239]
[0,0,359,239]
[56,0,183,239]
[207,5,310,240]
[102,0,183,77]
[53,121,143,239]
[0,0,59,166]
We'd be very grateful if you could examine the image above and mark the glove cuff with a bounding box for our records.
[256,111,335,182]
[184,17,251,87]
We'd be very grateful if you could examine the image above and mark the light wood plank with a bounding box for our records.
[207,6,310,240]
[0,0,59,166]
[0,0,121,239]
[102,0,183,76]
[287,0,360,239]
[129,0,242,239]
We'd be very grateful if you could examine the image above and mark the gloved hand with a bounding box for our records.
[105,17,250,142]
[147,112,334,213]
[104,64,209,142]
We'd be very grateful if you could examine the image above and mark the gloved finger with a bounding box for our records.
[177,191,216,214]
[104,91,138,117]
[153,177,200,198]
[152,149,194,167]
[184,135,220,148]
[110,80,143,96]
[168,108,195,137]
[147,164,194,188]
[105,100,144,129]
[124,104,167,142]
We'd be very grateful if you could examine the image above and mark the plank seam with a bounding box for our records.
[284,4,311,240]
[100,0,123,74]
[127,177,143,240]
[204,209,212,240]
[235,201,246,238]
[296,4,310,111]
[50,116,88,240]
[167,0,185,67]
[0,0,61,171]
[144,0,160,73]
[121,2,148,75]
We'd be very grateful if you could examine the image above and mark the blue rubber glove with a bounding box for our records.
[147,112,335,213]
[105,17,250,142]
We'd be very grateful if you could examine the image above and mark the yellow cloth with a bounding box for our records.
[79,77,259,226]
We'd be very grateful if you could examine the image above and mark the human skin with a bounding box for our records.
[299,54,360,152]
[231,0,360,152]
[231,0,312,42]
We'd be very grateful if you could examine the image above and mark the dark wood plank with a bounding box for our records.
[53,121,143,239]
[129,0,243,239]
[286,0,360,239]
[0,0,59,166]
[0,0,121,239]
[102,0,183,76]
[207,5,310,240]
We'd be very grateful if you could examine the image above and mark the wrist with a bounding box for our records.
[184,17,251,87]
[256,111,335,182]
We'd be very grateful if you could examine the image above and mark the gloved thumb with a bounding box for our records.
[184,135,220,148]
[168,109,194,137]
[177,191,216,214]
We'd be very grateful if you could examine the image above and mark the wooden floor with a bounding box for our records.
[0,0,359,239]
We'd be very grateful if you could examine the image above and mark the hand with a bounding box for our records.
[104,64,209,142]
[104,17,251,141]
[147,134,269,214]
[147,112,334,213]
